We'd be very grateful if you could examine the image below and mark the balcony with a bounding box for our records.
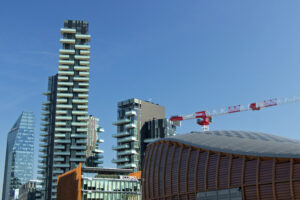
[53,157,64,162]
[57,87,68,91]
[77,116,88,121]
[58,76,68,81]
[59,60,74,65]
[94,149,104,153]
[118,136,137,143]
[112,131,131,138]
[72,99,88,104]
[79,82,89,87]
[79,72,89,77]
[40,122,49,126]
[73,77,89,82]
[55,116,72,120]
[97,139,104,143]
[70,145,86,150]
[80,61,89,66]
[55,134,66,138]
[97,127,104,133]
[74,66,89,71]
[75,55,90,60]
[56,104,72,109]
[55,122,66,127]
[72,110,88,115]
[112,157,129,163]
[70,158,86,162]
[59,49,75,54]
[112,144,130,150]
[56,110,67,115]
[75,44,90,49]
[54,139,71,144]
[80,50,90,55]
[57,92,73,98]
[57,81,73,86]
[71,122,87,126]
[78,94,88,99]
[60,28,76,34]
[77,128,88,132]
[41,117,49,121]
[113,119,131,125]
[58,65,69,71]
[55,128,71,132]
[59,55,69,59]
[118,163,137,169]
[76,139,87,144]
[60,38,75,44]
[75,152,86,156]
[71,134,87,138]
[54,143,65,148]
[56,98,67,103]
[75,34,91,40]
[125,123,136,129]
[53,164,70,168]
[125,110,137,116]
[42,101,51,105]
[73,88,88,93]
[77,105,88,109]
[58,71,74,76]
[42,111,50,116]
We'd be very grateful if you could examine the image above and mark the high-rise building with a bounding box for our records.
[112,98,165,171]
[86,115,104,167]
[140,118,176,170]
[38,20,91,200]
[2,111,35,200]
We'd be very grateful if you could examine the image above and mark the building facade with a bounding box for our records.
[140,118,176,170]
[2,111,35,200]
[38,20,91,199]
[86,115,104,167]
[112,98,165,171]
[142,130,300,200]
[57,164,141,200]
[18,180,42,200]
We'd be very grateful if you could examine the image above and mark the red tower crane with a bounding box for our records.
[170,96,300,131]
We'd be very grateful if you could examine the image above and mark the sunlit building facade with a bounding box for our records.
[38,20,91,200]
[112,98,165,171]
[2,111,35,200]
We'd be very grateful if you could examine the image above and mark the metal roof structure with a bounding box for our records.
[160,130,300,158]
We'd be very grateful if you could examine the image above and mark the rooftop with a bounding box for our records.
[159,130,300,158]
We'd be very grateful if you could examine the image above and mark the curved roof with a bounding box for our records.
[159,130,300,158]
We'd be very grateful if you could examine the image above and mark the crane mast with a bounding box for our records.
[170,96,300,131]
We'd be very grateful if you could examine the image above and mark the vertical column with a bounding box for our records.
[163,143,170,199]
[256,158,261,200]
[194,150,201,197]
[272,158,277,200]
[185,147,192,199]
[204,151,210,191]
[177,146,184,197]
[290,158,295,200]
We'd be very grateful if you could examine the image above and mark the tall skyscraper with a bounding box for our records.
[112,98,165,171]
[2,111,35,200]
[86,115,104,167]
[38,20,91,200]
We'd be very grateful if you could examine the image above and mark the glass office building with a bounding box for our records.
[2,111,35,200]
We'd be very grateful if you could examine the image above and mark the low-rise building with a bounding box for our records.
[57,164,141,200]
[18,180,42,200]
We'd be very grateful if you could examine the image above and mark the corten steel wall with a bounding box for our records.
[142,141,300,200]
[57,164,81,200]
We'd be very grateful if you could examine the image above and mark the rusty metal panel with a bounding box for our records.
[231,157,243,187]
[207,153,218,190]
[245,159,257,185]
[187,150,198,193]
[165,145,175,196]
[218,155,229,189]
[196,151,208,191]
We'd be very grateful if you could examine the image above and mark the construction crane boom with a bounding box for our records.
[170,96,300,131]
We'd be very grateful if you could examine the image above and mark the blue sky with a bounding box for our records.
[1,0,300,196]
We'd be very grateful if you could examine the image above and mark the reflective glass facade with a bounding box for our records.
[2,111,35,200]
[82,177,141,200]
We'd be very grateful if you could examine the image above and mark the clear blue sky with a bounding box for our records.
[1,0,300,197]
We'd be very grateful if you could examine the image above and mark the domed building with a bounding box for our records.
[142,131,300,200]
